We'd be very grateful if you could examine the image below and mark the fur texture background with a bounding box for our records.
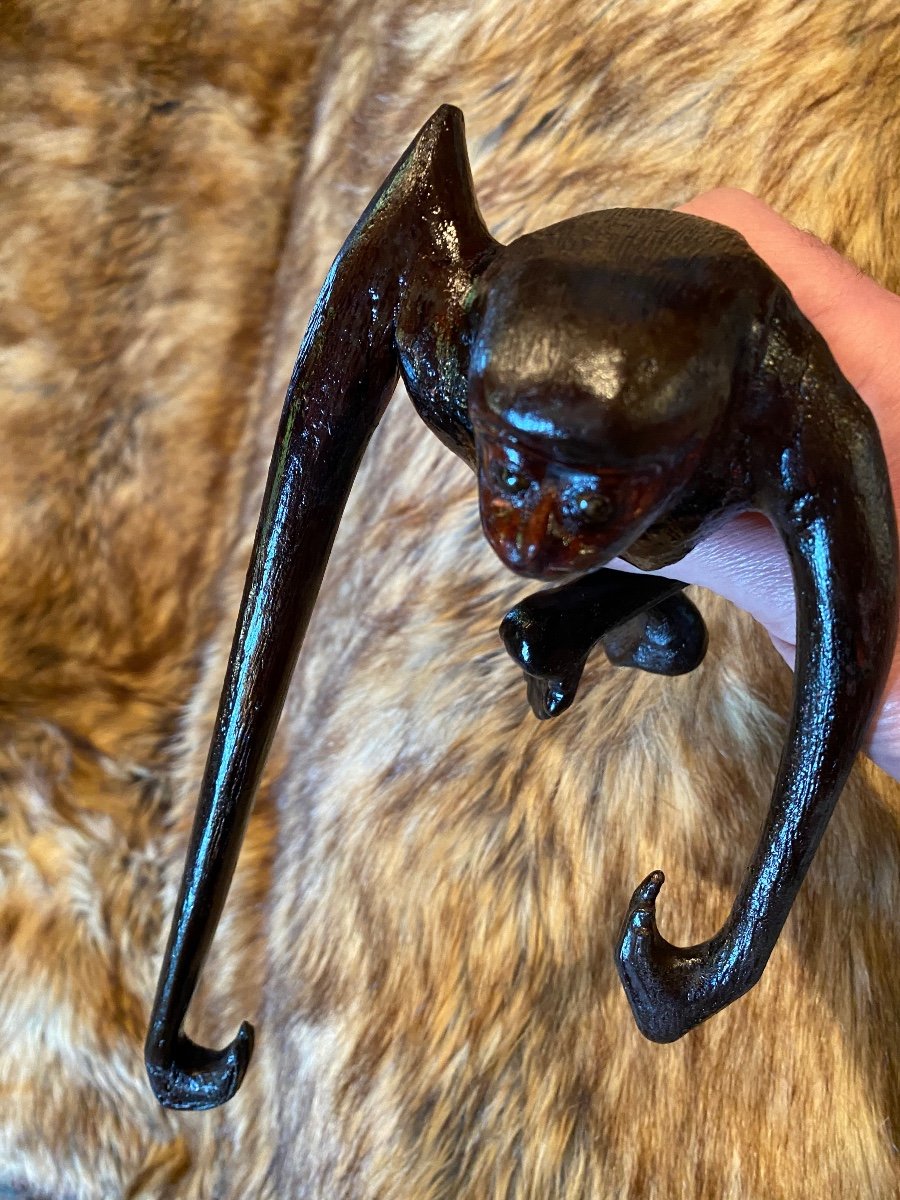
[0,1,898,1196]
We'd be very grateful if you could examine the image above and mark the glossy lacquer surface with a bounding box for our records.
[145,106,898,1109]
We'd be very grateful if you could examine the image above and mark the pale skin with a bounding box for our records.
[609,187,900,783]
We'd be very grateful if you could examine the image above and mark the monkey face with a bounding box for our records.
[475,430,667,579]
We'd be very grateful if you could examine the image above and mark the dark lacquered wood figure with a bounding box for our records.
[144,106,898,1110]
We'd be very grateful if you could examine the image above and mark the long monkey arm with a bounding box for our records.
[616,308,898,1042]
[145,106,491,1110]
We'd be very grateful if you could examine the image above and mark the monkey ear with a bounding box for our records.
[143,107,478,1111]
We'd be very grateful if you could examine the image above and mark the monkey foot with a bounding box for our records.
[615,872,756,1043]
[499,601,588,719]
[602,594,708,676]
[145,1021,254,1110]
[523,665,584,719]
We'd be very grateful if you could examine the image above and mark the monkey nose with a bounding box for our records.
[515,493,557,569]
[481,493,571,579]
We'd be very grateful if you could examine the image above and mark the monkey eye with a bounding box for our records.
[570,490,614,524]
[488,457,533,495]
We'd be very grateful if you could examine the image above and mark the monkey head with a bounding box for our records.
[466,248,738,579]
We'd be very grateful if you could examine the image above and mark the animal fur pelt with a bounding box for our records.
[1,1,898,1196]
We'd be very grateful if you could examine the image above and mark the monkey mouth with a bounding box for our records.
[491,540,575,579]
[481,508,627,580]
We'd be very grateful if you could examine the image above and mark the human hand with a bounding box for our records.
[611,188,900,782]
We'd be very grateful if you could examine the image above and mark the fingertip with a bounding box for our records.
[675,187,878,328]
[675,186,769,224]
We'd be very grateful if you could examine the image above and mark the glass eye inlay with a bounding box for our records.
[489,455,533,495]
[571,491,614,524]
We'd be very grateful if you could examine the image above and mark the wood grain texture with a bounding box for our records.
[0,1,898,1195]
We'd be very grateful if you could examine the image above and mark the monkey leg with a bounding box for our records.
[601,590,708,675]
[499,570,707,720]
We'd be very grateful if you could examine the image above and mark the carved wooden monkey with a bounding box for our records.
[144,106,898,1110]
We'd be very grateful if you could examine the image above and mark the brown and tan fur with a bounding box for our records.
[1,1,898,1196]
